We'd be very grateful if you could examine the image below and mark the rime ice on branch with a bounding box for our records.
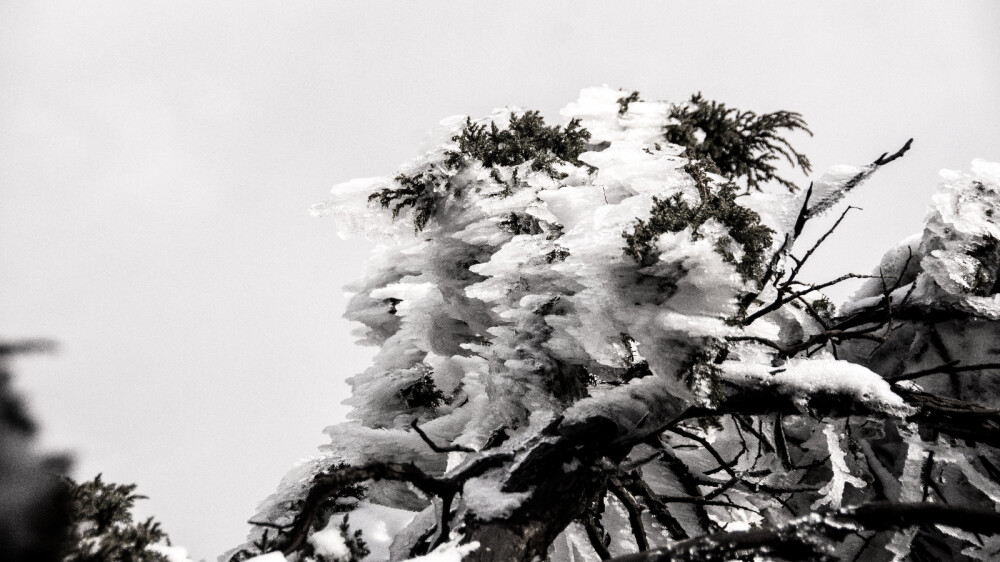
[228,87,1000,562]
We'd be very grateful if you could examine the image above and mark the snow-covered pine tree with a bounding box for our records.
[230,87,1000,562]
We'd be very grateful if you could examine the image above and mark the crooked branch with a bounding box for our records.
[280,462,454,555]
[279,452,511,556]
[411,419,475,453]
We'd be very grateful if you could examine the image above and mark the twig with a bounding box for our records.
[655,495,759,513]
[247,520,293,530]
[888,361,1000,383]
[873,138,914,166]
[411,419,475,453]
[623,475,689,539]
[792,182,814,238]
[621,450,663,472]
[742,273,880,325]
[738,234,792,313]
[782,206,860,287]
[582,507,612,560]
[805,138,914,219]
[609,476,650,551]
[667,427,740,479]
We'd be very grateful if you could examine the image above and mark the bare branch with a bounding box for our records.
[738,233,791,313]
[621,450,663,472]
[623,475,689,540]
[279,450,513,557]
[609,476,650,551]
[430,494,454,551]
[729,324,889,360]
[804,138,913,219]
[888,361,1000,383]
[741,273,880,325]
[677,383,1000,449]
[582,507,612,560]
[792,182,813,238]
[873,138,914,166]
[782,205,860,287]
[247,520,293,530]
[667,427,740,480]
[411,419,475,453]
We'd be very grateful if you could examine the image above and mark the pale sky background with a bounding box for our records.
[2,2,999,560]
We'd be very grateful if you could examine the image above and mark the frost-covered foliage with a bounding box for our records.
[234,87,1000,562]
[623,160,775,278]
[367,111,591,232]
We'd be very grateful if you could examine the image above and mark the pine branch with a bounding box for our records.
[666,93,812,192]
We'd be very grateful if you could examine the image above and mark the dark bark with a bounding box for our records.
[669,381,1000,449]
[455,416,622,561]
[606,501,1000,562]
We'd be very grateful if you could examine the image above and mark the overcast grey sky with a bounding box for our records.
[2,2,999,559]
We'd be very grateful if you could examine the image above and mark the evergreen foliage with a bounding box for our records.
[367,172,438,232]
[623,161,774,279]
[316,517,368,562]
[498,212,543,236]
[616,90,641,116]
[809,295,836,324]
[543,246,570,263]
[61,474,169,562]
[445,111,591,177]
[968,233,1000,295]
[399,373,446,409]
[368,111,591,232]
[665,92,812,192]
